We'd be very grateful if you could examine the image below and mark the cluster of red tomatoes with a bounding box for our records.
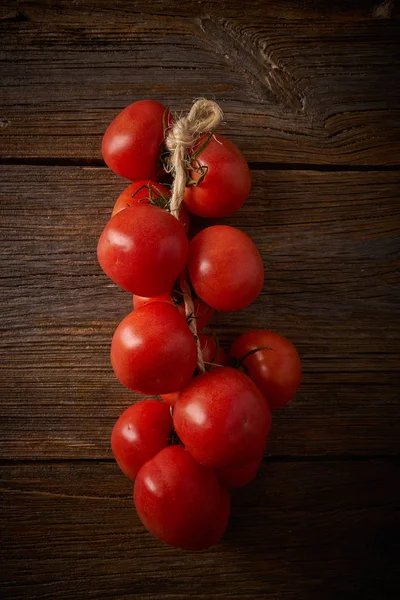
[97,99,302,551]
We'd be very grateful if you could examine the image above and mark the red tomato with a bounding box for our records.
[132,292,175,310]
[112,181,190,233]
[102,100,170,181]
[183,133,251,218]
[198,333,228,367]
[111,181,170,217]
[218,456,262,489]
[188,225,264,312]
[134,445,230,550]
[229,330,302,410]
[110,303,197,395]
[174,367,272,469]
[111,400,173,481]
[160,334,227,408]
[97,205,188,297]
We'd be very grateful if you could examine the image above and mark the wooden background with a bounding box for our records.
[1,1,399,598]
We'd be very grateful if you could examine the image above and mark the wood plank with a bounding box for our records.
[0,166,399,459]
[0,1,399,164]
[1,459,399,599]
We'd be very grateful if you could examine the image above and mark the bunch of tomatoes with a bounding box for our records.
[97,99,302,551]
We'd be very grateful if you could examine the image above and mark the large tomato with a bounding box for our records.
[134,445,230,550]
[97,205,188,297]
[112,181,190,233]
[173,367,272,469]
[229,330,302,410]
[102,99,170,181]
[183,133,251,218]
[110,303,197,395]
[218,456,262,489]
[111,400,173,481]
[188,225,264,311]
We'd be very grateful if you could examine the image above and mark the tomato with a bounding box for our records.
[112,180,190,233]
[198,333,228,367]
[97,205,188,297]
[189,297,214,331]
[102,99,170,181]
[188,225,264,312]
[229,330,302,410]
[160,334,227,408]
[183,133,251,218]
[134,445,230,550]
[111,400,173,481]
[218,456,262,489]
[111,303,197,395]
[133,292,175,310]
[111,181,170,217]
[173,367,272,469]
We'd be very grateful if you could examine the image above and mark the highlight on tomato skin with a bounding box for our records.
[133,445,230,550]
[111,400,173,481]
[229,330,302,410]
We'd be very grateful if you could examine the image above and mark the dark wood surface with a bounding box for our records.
[1,1,399,599]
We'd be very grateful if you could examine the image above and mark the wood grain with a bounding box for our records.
[0,459,398,600]
[0,1,399,164]
[0,166,399,459]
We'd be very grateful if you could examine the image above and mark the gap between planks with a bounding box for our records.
[1,158,400,171]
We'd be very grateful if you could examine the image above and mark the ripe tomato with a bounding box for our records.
[189,297,214,331]
[173,367,272,469]
[111,303,197,395]
[198,333,228,367]
[97,205,188,297]
[102,99,170,181]
[111,400,173,481]
[134,445,230,550]
[183,133,251,218]
[229,330,302,410]
[218,456,262,489]
[160,334,227,408]
[132,292,176,310]
[111,180,170,217]
[112,181,190,233]
[188,225,264,312]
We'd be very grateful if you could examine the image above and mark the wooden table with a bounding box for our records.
[1,1,399,598]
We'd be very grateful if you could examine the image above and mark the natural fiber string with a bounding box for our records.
[166,98,223,373]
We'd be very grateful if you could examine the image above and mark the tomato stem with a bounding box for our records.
[235,346,273,368]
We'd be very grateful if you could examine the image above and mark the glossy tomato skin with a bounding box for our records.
[134,445,229,550]
[111,400,173,481]
[160,334,227,408]
[188,225,264,312]
[102,100,170,181]
[183,134,251,218]
[97,205,188,297]
[110,303,197,395]
[229,330,302,410]
[174,367,272,469]
[112,181,190,233]
[218,456,262,489]
[111,181,170,217]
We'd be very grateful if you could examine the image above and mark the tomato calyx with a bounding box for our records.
[230,345,273,370]
[129,183,171,210]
